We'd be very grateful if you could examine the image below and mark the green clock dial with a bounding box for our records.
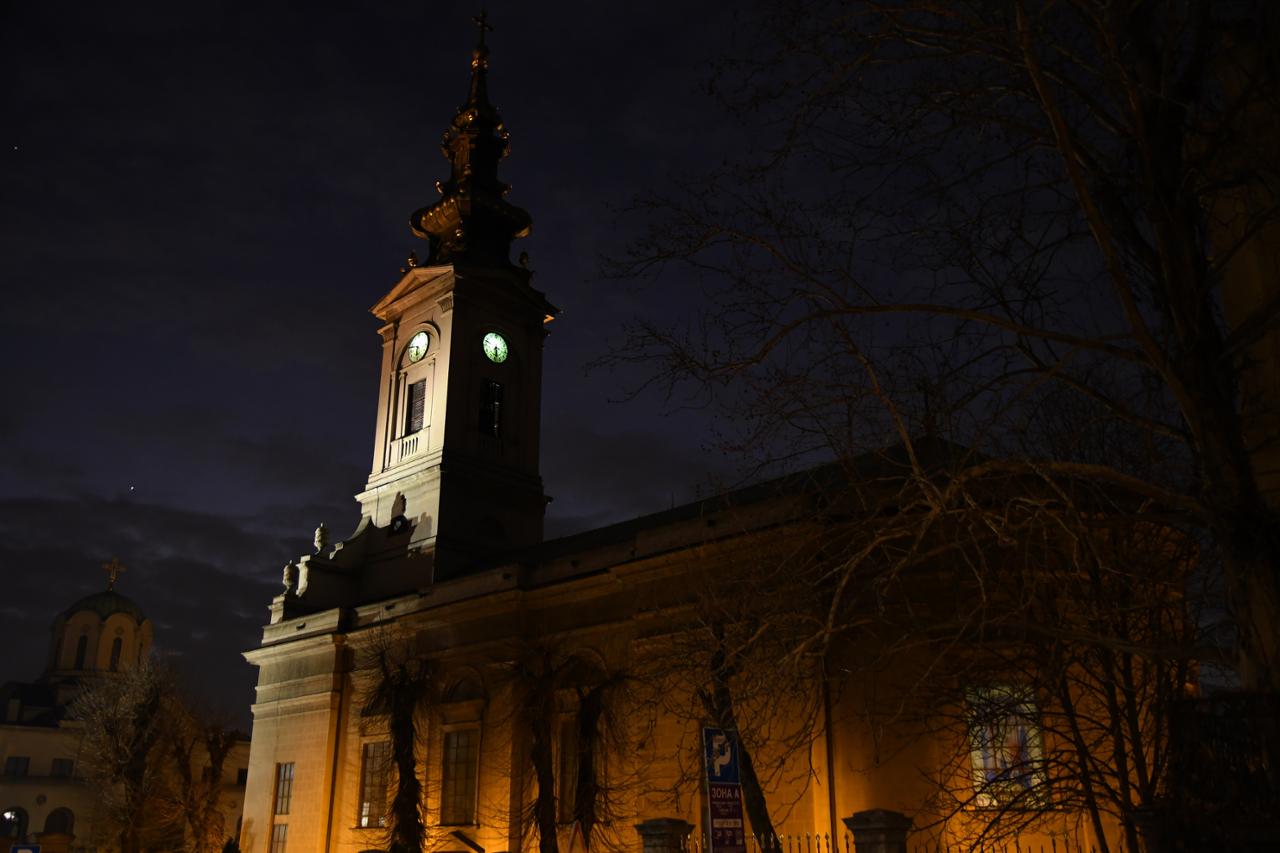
[406,331,429,363]
[482,332,509,363]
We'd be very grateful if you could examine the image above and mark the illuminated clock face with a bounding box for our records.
[482,332,509,363]
[406,331,429,363]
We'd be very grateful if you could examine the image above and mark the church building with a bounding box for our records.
[237,22,1124,853]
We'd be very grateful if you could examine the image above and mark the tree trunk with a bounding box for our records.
[703,641,778,846]
[388,677,425,853]
[573,685,604,848]
[530,705,559,853]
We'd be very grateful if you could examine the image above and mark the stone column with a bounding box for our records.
[842,810,912,853]
[635,818,694,853]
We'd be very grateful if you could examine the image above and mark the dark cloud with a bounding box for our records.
[0,495,284,725]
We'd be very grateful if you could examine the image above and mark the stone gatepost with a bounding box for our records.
[841,810,912,853]
[635,818,694,853]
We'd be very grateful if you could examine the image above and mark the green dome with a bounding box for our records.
[61,590,146,623]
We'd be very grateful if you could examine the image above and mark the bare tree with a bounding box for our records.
[519,647,561,853]
[610,0,1279,696]
[166,710,239,853]
[607,3,1280,842]
[829,468,1210,851]
[361,632,434,853]
[71,659,179,853]
[511,644,636,853]
[627,513,841,847]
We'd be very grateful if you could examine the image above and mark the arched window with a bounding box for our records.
[73,636,87,670]
[0,807,26,840]
[44,808,73,835]
[397,330,434,439]
[109,638,123,671]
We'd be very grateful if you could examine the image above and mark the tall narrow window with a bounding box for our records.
[967,687,1046,807]
[358,741,390,828]
[478,381,503,437]
[74,635,87,670]
[109,638,123,671]
[270,823,288,853]
[273,762,295,816]
[406,379,426,434]
[440,728,479,825]
[558,717,578,824]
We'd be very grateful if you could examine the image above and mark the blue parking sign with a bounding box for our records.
[11,845,40,853]
[703,726,741,784]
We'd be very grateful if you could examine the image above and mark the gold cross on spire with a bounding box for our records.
[473,10,492,47]
[103,557,127,591]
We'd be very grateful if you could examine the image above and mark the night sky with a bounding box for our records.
[1,1,749,723]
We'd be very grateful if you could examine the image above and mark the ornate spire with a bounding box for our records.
[410,13,532,266]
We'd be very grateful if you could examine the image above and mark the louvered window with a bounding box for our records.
[479,381,503,437]
[406,380,426,434]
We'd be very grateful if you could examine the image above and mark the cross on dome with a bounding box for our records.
[102,557,127,591]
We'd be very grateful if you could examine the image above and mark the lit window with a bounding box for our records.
[273,762,295,816]
[2,757,29,778]
[440,728,479,825]
[50,758,74,778]
[270,823,288,853]
[967,687,1046,807]
[358,741,390,828]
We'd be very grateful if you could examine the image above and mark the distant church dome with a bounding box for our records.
[60,589,146,624]
[45,559,153,679]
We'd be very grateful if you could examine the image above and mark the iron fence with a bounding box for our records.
[683,831,1098,853]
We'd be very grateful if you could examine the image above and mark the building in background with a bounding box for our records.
[0,570,249,853]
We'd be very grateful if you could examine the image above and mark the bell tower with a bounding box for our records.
[354,16,555,578]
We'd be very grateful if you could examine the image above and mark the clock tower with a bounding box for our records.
[354,20,555,580]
